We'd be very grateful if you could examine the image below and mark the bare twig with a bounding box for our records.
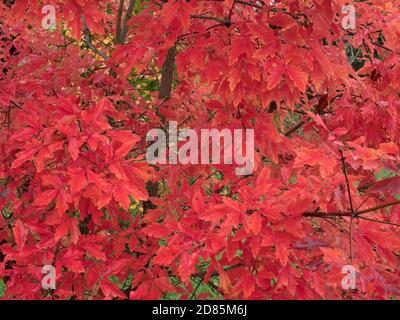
[304,200,400,218]
[321,217,350,234]
[357,216,400,227]
[147,0,162,8]
[81,16,109,60]
[189,278,203,299]
[190,15,231,27]
[284,120,306,136]
[339,150,354,262]
[284,94,331,136]
[10,100,22,109]
[339,150,354,213]
[235,0,263,9]
[356,196,370,212]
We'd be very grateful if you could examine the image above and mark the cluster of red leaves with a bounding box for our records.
[0,0,399,299]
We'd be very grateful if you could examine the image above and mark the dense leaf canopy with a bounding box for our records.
[0,0,399,299]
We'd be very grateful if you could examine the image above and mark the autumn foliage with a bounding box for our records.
[0,0,399,300]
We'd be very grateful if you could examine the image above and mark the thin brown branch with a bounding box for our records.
[189,278,203,300]
[81,16,109,60]
[146,0,162,8]
[357,216,400,227]
[370,41,394,53]
[339,149,354,262]
[6,104,11,128]
[10,100,22,109]
[356,199,400,215]
[367,34,396,53]
[284,120,306,136]
[194,263,244,280]
[120,0,136,43]
[115,0,125,44]
[339,150,354,213]
[303,200,400,218]
[356,196,370,212]
[190,15,231,27]
[235,0,263,9]
[321,217,350,234]
[284,94,331,136]
[228,0,236,21]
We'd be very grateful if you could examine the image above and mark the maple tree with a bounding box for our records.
[0,0,399,300]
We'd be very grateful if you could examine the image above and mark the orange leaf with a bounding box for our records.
[287,65,308,92]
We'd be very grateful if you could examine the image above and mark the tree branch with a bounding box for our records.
[115,0,125,44]
[339,150,354,261]
[158,45,177,100]
[120,0,136,44]
[284,94,330,136]
[284,120,306,136]
[189,278,203,300]
[10,100,22,109]
[339,150,354,214]
[303,200,400,218]
[357,216,400,227]
[81,16,109,60]
[357,199,400,215]
[235,0,263,9]
[190,15,231,27]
